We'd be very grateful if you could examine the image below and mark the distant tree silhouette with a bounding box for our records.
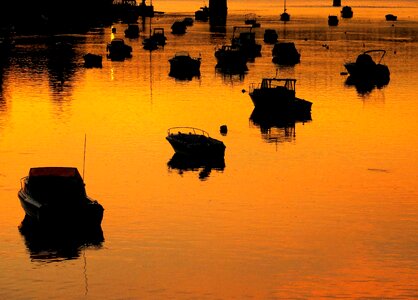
[0,0,113,34]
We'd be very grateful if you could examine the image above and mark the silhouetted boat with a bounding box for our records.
[150,28,167,46]
[280,0,290,21]
[333,0,341,7]
[214,44,248,74]
[244,13,260,28]
[328,15,339,26]
[248,78,312,116]
[385,14,397,21]
[166,127,226,157]
[263,29,278,44]
[169,51,201,79]
[231,26,262,59]
[272,42,300,65]
[171,21,187,34]
[142,18,163,50]
[341,6,353,18]
[344,49,390,83]
[18,167,104,228]
[124,24,140,38]
[195,5,209,21]
[83,53,102,68]
[106,38,132,61]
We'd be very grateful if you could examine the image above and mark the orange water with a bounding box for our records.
[0,2,417,299]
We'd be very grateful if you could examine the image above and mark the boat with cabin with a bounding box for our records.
[248,78,312,115]
[124,24,140,38]
[106,38,132,61]
[231,26,262,59]
[344,49,390,89]
[195,5,209,21]
[18,167,104,228]
[341,6,353,18]
[83,53,102,68]
[385,14,397,21]
[328,15,339,26]
[214,44,248,74]
[166,127,226,157]
[171,20,187,34]
[280,0,290,22]
[264,29,278,44]
[169,51,201,79]
[272,42,300,65]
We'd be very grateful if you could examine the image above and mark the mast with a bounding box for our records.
[83,134,86,180]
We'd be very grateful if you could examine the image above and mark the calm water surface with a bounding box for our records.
[1,0,417,299]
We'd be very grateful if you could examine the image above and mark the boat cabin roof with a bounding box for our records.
[261,78,296,91]
[29,167,82,179]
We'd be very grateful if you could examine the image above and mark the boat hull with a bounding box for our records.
[18,190,104,228]
[250,92,312,116]
[166,135,225,157]
[169,56,201,78]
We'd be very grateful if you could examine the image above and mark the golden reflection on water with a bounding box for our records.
[0,1,418,299]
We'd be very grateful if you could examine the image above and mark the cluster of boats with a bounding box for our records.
[23,4,393,232]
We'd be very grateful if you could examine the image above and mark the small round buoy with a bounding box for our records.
[220,125,228,135]
[241,89,246,93]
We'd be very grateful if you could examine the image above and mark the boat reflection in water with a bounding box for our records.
[168,153,225,180]
[250,107,311,144]
[19,215,104,262]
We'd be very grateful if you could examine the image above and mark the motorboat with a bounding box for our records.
[344,49,390,83]
[195,5,209,21]
[124,24,140,38]
[272,42,300,65]
[248,78,312,115]
[143,20,166,50]
[83,53,102,68]
[341,6,353,18]
[231,26,262,59]
[171,21,187,34]
[385,14,397,21]
[166,127,226,157]
[280,0,290,22]
[214,44,248,74]
[263,29,278,44]
[328,15,339,26]
[168,51,201,79]
[18,167,104,228]
[106,38,132,61]
[150,28,167,46]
